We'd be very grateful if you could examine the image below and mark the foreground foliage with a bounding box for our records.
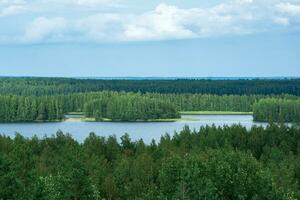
[1,124,300,199]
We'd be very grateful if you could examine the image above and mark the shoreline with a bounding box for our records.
[65,117,198,123]
[0,112,254,123]
[180,111,253,115]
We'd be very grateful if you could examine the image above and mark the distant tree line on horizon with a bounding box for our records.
[0,124,300,199]
[0,77,299,96]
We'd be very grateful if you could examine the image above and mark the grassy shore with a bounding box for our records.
[65,111,253,122]
[86,117,197,122]
[65,116,198,122]
[66,112,84,115]
[180,111,253,115]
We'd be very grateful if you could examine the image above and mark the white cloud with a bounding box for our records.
[75,13,125,41]
[0,5,25,16]
[276,2,300,16]
[41,0,121,7]
[273,17,290,25]
[123,2,258,41]
[22,14,125,43]
[0,0,122,18]
[124,4,196,41]
[1,0,300,44]
[0,0,27,17]
[0,0,26,5]
[76,0,119,6]
[23,17,68,42]
[236,0,253,4]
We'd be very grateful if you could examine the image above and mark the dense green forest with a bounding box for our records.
[0,77,299,122]
[1,77,299,95]
[0,91,298,122]
[1,77,300,199]
[253,98,300,122]
[0,95,64,122]
[0,124,300,199]
[84,95,180,121]
[61,92,266,113]
[63,92,270,113]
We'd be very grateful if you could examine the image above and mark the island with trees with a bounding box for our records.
[83,95,180,121]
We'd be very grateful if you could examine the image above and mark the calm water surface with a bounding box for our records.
[0,115,267,143]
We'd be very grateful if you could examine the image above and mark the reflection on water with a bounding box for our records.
[0,115,268,143]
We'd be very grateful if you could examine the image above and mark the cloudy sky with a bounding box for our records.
[0,0,300,77]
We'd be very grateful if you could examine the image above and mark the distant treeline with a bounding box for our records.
[0,92,298,122]
[1,77,300,95]
[0,124,300,199]
[253,98,300,122]
[84,95,180,121]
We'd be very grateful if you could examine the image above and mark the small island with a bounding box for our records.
[84,95,180,122]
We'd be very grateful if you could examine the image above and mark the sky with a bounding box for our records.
[0,0,300,77]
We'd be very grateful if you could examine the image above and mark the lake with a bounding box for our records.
[0,115,267,143]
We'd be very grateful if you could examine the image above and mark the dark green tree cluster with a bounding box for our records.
[1,77,299,96]
[0,96,64,122]
[1,124,300,199]
[84,94,180,121]
[253,98,300,122]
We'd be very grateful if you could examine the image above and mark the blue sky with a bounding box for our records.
[0,0,300,77]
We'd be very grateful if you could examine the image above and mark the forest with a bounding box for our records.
[59,92,266,113]
[0,77,299,122]
[0,77,299,96]
[0,95,64,122]
[0,124,300,199]
[253,98,300,122]
[84,95,180,121]
[1,77,300,199]
[0,91,299,122]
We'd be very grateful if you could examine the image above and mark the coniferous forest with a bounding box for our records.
[1,0,300,198]
[0,125,300,199]
[253,98,300,122]
[0,77,299,122]
[84,95,180,121]
[0,90,299,122]
[0,77,299,96]
[1,77,300,200]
